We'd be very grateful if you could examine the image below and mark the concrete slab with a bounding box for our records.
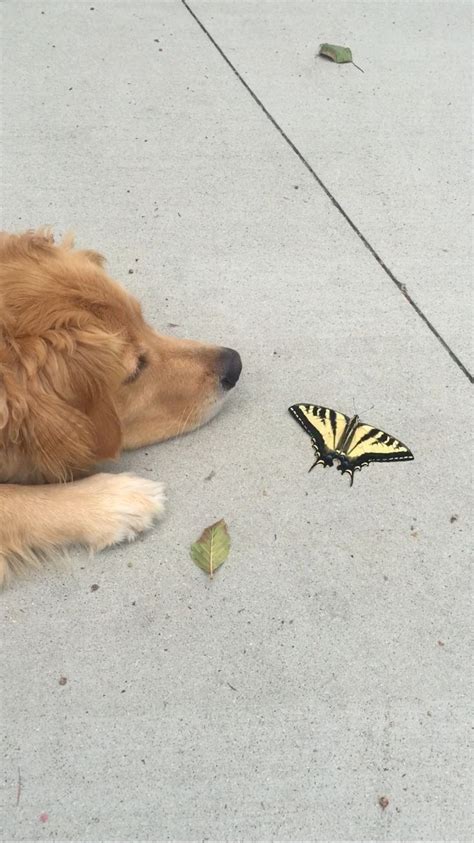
[1,1,472,841]
[192,0,473,374]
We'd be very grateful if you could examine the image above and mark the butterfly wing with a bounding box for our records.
[339,422,414,484]
[289,404,350,469]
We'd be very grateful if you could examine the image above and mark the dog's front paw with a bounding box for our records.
[76,472,166,549]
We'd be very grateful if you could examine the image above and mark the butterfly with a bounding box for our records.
[289,403,414,486]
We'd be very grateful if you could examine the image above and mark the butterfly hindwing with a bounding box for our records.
[289,404,350,468]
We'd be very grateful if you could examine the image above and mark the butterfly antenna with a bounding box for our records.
[356,402,375,419]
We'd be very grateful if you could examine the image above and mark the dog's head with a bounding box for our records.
[0,229,241,481]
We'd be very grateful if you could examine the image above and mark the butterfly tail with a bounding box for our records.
[309,455,328,473]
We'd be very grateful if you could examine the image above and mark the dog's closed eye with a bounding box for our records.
[125,353,149,384]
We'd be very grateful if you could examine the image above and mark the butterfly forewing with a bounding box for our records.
[289,404,349,451]
[346,423,414,464]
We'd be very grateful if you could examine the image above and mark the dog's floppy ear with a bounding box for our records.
[18,328,125,481]
[25,387,122,480]
[83,390,122,462]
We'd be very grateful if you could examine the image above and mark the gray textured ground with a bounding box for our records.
[1,1,472,840]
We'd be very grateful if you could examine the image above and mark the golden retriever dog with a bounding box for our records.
[0,228,241,586]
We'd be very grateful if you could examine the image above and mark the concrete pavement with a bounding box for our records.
[191,0,473,372]
[1,1,472,840]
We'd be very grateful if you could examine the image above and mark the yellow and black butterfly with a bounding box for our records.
[289,403,414,486]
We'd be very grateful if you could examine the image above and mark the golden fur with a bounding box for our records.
[0,228,241,586]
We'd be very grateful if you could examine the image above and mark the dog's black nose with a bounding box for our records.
[219,347,242,390]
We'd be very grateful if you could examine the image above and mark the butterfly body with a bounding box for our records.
[289,404,414,486]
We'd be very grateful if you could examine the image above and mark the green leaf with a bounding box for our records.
[319,43,364,72]
[319,43,353,63]
[190,519,230,578]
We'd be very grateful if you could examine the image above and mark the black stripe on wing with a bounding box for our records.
[349,427,382,448]
[328,409,338,447]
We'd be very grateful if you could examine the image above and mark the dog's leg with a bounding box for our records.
[0,473,165,586]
